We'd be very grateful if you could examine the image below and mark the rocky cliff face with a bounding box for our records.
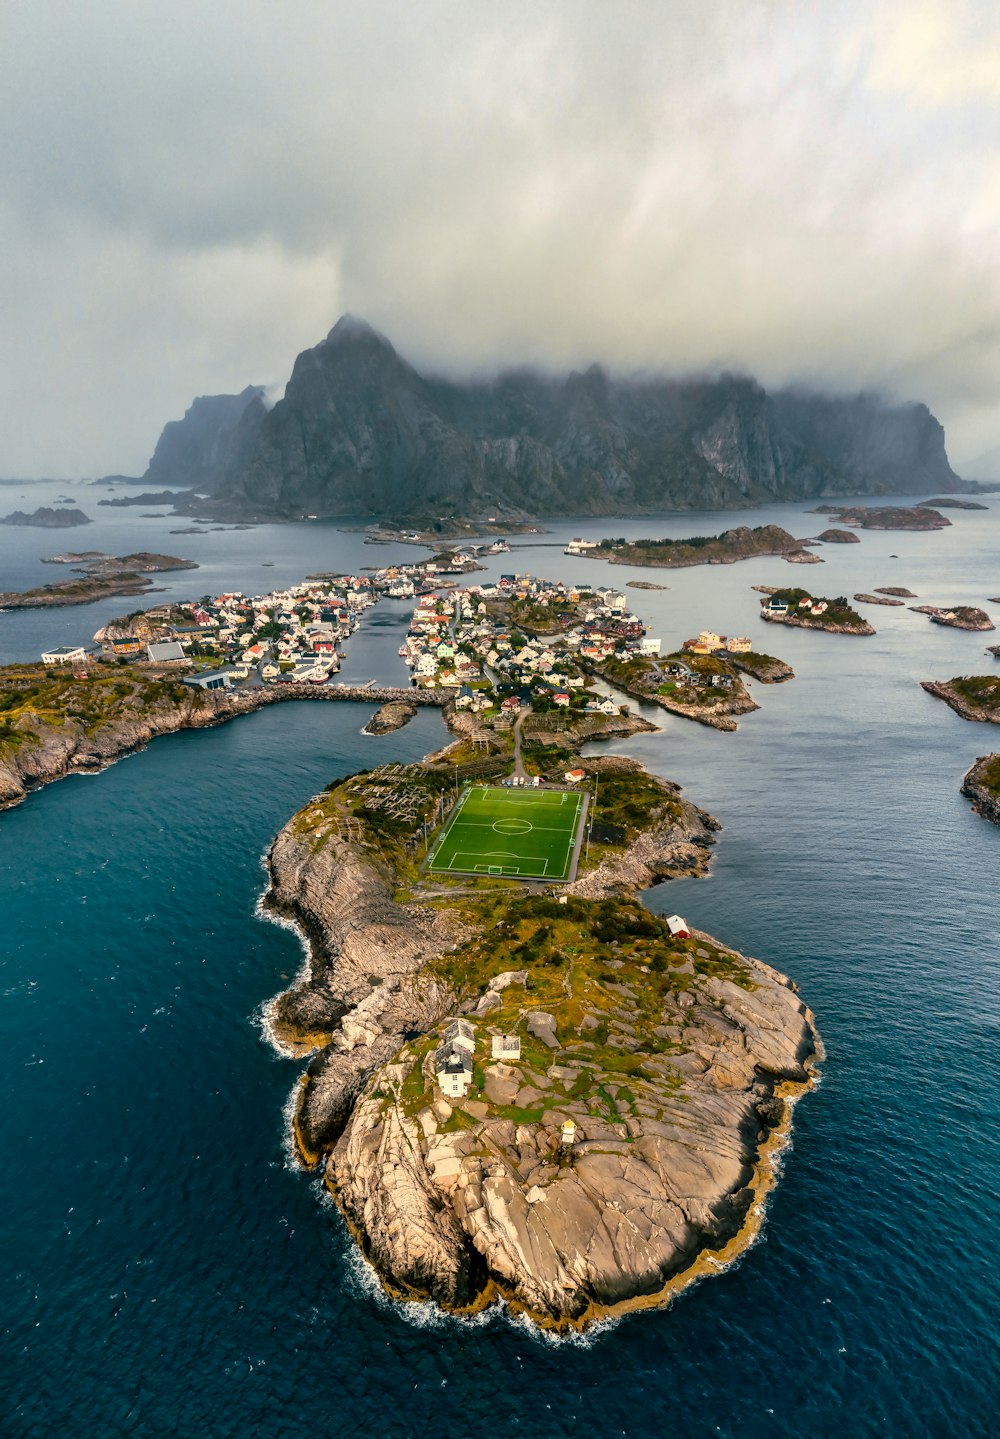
[144,316,962,517]
[334,947,815,1324]
[144,385,267,492]
[962,755,1000,826]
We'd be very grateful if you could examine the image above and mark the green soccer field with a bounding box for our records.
[426,785,587,881]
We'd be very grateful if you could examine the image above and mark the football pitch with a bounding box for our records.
[426,785,588,882]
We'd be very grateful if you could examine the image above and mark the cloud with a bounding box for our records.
[2,0,1000,474]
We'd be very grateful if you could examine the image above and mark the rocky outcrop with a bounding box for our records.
[144,386,268,493]
[854,593,905,607]
[164,315,960,520]
[1,506,91,527]
[558,758,719,899]
[816,528,860,543]
[725,653,795,683]
[331,934,817,1328]
[260,756,818,1330]
[925,497,988,509]
[363,699,418,735]
[761,609,875,636]
[263,817,471,1154]
[910,605,994,631]
[961,755,1000,826]
[920,678,1000,724]
[817,505,951,530]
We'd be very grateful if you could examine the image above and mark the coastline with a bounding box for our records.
[920,679,1000,725]
[961,755,1000,827]
[0,682,451,813]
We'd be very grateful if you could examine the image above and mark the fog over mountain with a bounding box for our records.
[146,316,961,519]
[3,1,1000,476]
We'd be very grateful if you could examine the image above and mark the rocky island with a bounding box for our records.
[909,605,994,632]
[815,528,860,543]
[760,590,875,635]
[0,552,198,609]
[363,699,418,735]
[811,505,950,530]
[1,505,92,528]
[924,497,988,509]
[854,593,905,607]
[263,752,819,1331]
[586,525,800,569]
[961,754,1000,826]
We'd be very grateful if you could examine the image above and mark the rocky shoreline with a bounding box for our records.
[0,683,450,812]
[261,760,819,1331]
[726,653,795,684]
[961,755,1000,826]
[920,679,1000,724]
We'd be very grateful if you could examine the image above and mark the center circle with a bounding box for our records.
[493,818,532,835]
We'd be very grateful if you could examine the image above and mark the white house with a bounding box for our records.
[666,914,691,938]
[435,1047,473,1099]
[442,1018,475,1053]
[40,645,88,666]
[436,1019,476,1100]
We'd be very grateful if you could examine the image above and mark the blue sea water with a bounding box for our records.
[2,491,1000,1437]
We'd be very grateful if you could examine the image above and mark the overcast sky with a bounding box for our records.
[3,0,1000,477]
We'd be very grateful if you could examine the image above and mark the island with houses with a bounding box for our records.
[760,589,875,635]
[0,550,821,1331]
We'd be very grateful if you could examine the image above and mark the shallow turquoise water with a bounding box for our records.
[2,498,999,1436]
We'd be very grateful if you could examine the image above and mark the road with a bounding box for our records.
[512,706,527,779]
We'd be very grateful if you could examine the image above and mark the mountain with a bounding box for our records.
[145,317,964,518]
[143,385,267,493]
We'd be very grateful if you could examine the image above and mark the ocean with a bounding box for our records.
[2,489,999,1437]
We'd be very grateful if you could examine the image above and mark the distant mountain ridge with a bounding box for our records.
[143,316,965,518]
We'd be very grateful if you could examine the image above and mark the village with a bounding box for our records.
[36,555,766,731]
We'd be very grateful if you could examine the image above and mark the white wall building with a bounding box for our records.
[40,645,88,666]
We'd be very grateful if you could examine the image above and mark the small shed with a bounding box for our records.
[491,1033,521,1061]
[666,914,691,939]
